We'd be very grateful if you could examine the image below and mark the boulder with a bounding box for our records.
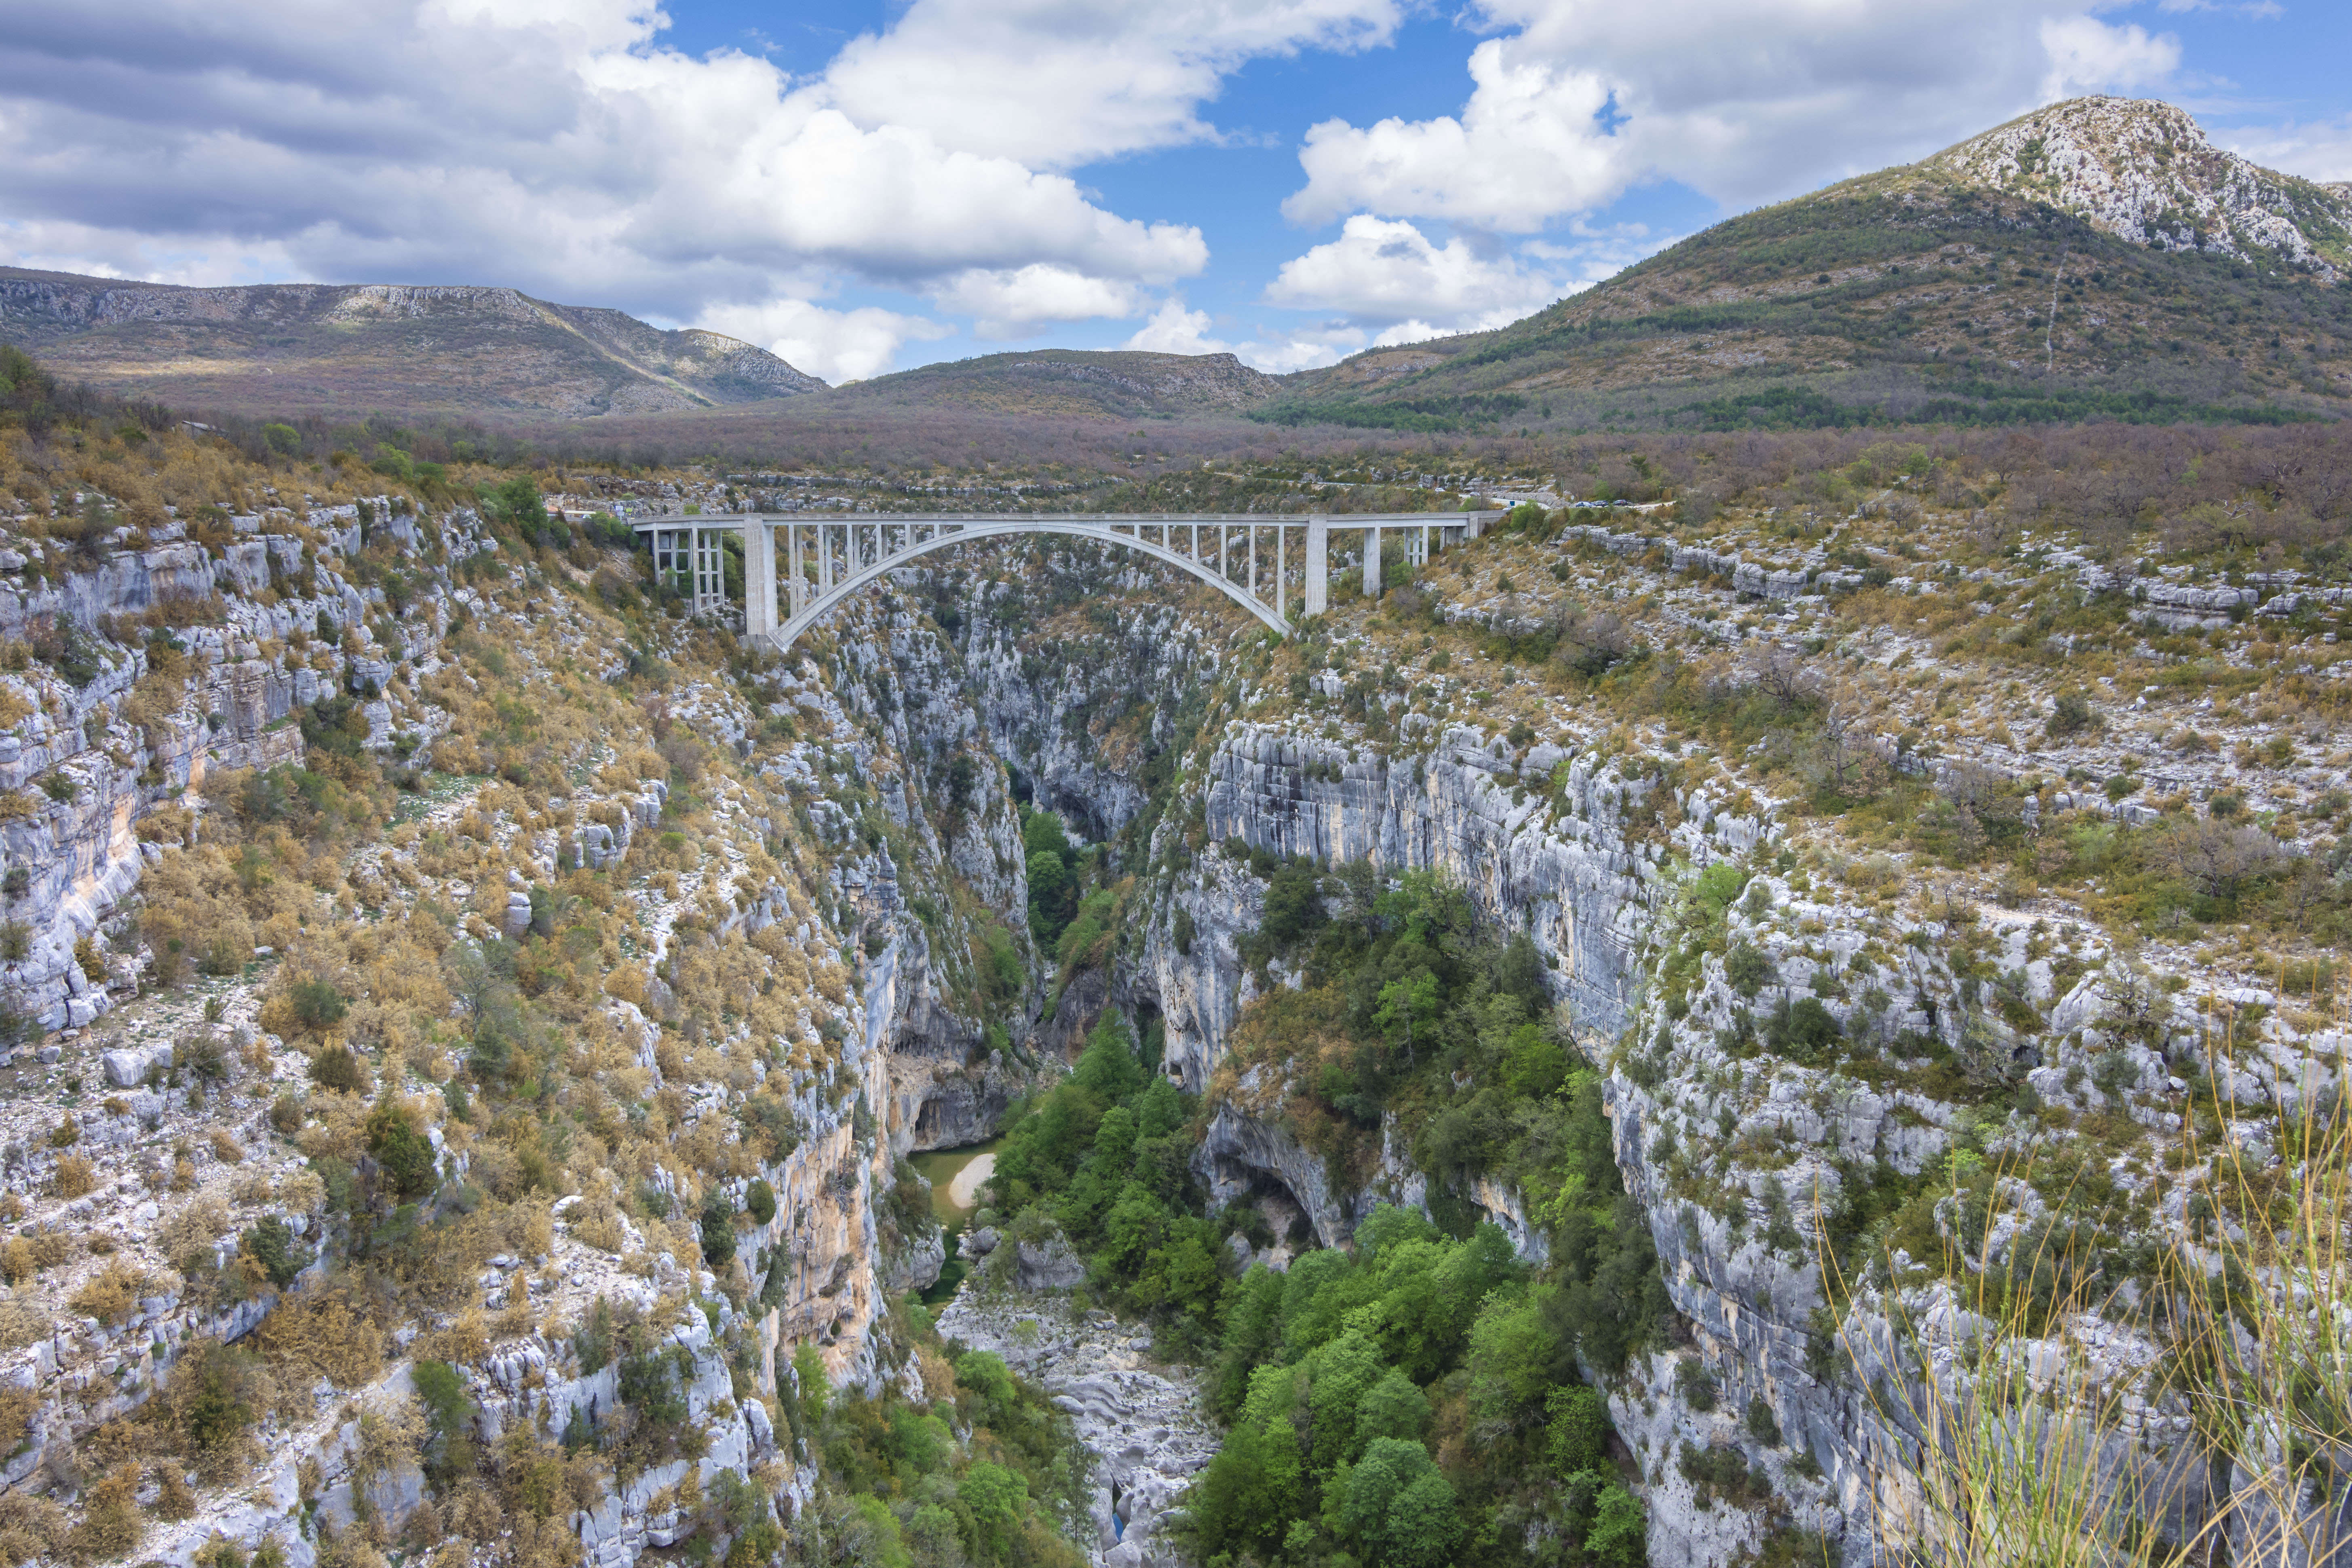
[1014,1235,1085,1292]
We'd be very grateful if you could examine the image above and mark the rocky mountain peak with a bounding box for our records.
[1925,95,2352,281]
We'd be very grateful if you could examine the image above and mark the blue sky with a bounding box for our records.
[2,0,2347,382]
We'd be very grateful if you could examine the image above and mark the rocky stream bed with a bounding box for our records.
[934,1288,1217,1568]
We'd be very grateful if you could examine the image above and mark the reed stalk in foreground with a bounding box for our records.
[1812,993,2352,1567]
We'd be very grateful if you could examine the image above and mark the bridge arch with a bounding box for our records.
[634,511,1501,656]
[778,519,1288,652]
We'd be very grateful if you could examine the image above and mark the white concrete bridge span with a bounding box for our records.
[632,511,1502,654]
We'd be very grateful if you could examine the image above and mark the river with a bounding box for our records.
[908,1138,999,1304]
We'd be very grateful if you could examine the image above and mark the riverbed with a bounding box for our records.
[936,1291,1216,1568]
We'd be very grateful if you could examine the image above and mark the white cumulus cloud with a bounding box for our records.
[691,300,952,386]
[1264,216,1563,329]
[2219,116,2352,183]
[0,0,1221,372]
[1124,300,1235,355]
[1285,1,2194,233]
[818,0,1405,169]
[2039,16,2182,101]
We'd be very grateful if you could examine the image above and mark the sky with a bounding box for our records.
[3,0,2348,385]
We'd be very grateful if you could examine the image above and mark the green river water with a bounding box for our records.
[907,1139,1000,1304]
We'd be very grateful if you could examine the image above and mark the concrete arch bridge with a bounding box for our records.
[631,511,1503,654]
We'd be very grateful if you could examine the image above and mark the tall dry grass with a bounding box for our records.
[1815,987,2352,1568]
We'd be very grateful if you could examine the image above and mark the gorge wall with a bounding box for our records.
[3,489,2338,1568]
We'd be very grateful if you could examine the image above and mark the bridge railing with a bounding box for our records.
[631,511,1503,652]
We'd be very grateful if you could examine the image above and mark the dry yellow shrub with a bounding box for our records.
[29,1230,75,1269]
[355,1395,426,1485]
[157,1195,230,1258]
[150,1467,197,1522]
[253,1288,383,1388]
[0,1492,66,1567]
[53,1156,95,1199]
[570,1196,626,1254]
[70,1263,148,1325]
[208,1127,245,1163]
[66,1465,142,1563]
[0,1387,34,1448]
[424,1307,489,1366]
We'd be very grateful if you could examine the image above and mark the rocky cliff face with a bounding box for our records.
[1928,95,2352,279]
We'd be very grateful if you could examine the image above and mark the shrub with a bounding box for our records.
[308,1045,368,1095]
[366,1102,438,1200]
[1768,996,1844,1062]
[2045,690,2100,740]
[698,1190,737,1267]
[1547,1384,1611,1475]
[287,978,346,1034]
[65,1469,139,1562]
[1723,942,1774,998]
[53,1154,93,1197]
[744,1179,776,1227]
[240,1217,308,1289]
[71,1262,145,1325]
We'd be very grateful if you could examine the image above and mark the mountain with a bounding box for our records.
[0,268,825,418]
[1926,97,2351,279]
[827,348,1282,418]
[1264,96,2352,432]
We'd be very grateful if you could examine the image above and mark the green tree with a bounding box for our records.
[413,1359,477,1488]
[1584,1480,1647,1567]
[1374,971,1441,1066]
[1547,1385,1611,1475]
[959,1461,1027,1563]
[1026,850,1075,941]
[1355,1368,1431,1448]
[1308,1330,1386,1466]
[1338,1439,1461,1568]
[240,1216,308,1289]
[1261,864,1327,947]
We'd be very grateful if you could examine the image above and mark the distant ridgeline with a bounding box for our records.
[1258,97,2352,434]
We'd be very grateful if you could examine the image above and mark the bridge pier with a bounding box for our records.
[1363,524,1382,598]
[744,519,777,639]
[1305,518,1327,617]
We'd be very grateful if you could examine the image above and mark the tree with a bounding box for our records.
[958,1461,1027,1563]
[1308,1330,1386,1465]
[413,1359,477,1488]
[1375,971,1440,1067]
[1338,1439,1461,1568]
[1192,1420,1305,1560]
[288,978,346,1034]
[1026,849,1075,942]
[1356,1368,1431,1448]
[241,1217,308,1289]
[1261,864,1327,948]
[1547,1385,1611,1475]
[1584,1480,1647,1567]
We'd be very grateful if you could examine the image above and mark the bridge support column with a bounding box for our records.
[1305,518,1328,616]
[744,521,777,639]
[1363,525,1382,598]
[786,523,805,618]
